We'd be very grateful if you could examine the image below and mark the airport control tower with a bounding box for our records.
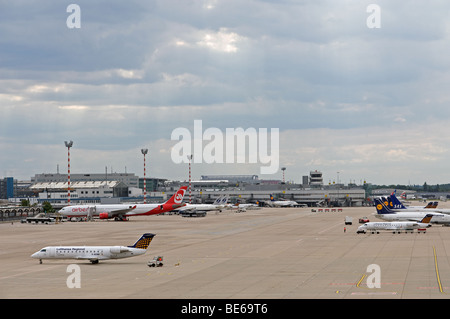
[309,170,323,188]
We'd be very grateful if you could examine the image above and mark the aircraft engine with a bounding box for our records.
[110,246,129,254]
[99,212,111,219]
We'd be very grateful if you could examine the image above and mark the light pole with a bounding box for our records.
[281,167,286,184]
[64,140,73,205]
[188,154,193,204]
[141,149,148,204]
[337,171,340,207]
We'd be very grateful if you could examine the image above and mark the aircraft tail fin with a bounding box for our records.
[129,233,155,249]
[165,186,188,205]
[424,202,434,208]
[420,214,434,224]
[374,198,395,214]
[220,194,229,204]
[270,194,275,201]
[213,196,223,205]
[388,192,406,209]
[425,201,438,209]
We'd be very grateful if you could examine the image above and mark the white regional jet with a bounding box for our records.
[59,186,187,221]
[31,233,155,264]
[357,214,433,234]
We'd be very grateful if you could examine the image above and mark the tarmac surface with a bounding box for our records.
[2,204,450,299]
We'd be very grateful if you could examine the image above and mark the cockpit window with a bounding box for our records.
[40,249,46,252]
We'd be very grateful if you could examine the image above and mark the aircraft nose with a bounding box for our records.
[31,252,39,258]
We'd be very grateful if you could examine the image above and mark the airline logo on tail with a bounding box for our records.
[387,193,406,209]
[129,233,155,249]
[374,198,395,214]
[425,202,438,209]
[213,196,222,205]
[167,186,187,205]
[174,190,185,204]
[220,195,228,204]
[421,214,434,224]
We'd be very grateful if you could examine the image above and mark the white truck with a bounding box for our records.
[344,216,353,225]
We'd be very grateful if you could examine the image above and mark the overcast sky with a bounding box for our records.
[2,1,450,185]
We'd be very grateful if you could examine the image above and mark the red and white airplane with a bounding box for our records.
[59,186,187,221]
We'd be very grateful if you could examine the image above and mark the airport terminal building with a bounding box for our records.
[3,171,368,209]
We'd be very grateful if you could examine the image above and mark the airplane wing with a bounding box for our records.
[179,207,209,213]
[109,205,137,216]
[98,205,137,219]
[75,256,100,260]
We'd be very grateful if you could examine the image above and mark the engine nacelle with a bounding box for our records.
[99,212,111,219]
[110,246,129,254]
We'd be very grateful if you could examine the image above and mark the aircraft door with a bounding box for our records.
[48,247,56,257]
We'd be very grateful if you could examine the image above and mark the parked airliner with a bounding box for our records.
[175,194,229,214]
[59,186,187,221]
[267,194,299,207]
[231,202,260,211]
[31,233,155,264]
[357,214,433,234]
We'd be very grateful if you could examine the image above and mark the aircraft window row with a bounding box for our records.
[61,250,101,253]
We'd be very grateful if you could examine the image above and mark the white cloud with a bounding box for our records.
[58,105,90,111]
[197,28,246,53]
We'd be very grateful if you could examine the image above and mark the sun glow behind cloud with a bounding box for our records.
[197,28,245,53]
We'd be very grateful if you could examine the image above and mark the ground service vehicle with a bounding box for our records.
[22,213,55,224]
[359,217,370,223]
[148,256,163,267]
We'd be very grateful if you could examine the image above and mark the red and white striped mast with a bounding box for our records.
[141,148,148,204]
[64,140,73,205]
